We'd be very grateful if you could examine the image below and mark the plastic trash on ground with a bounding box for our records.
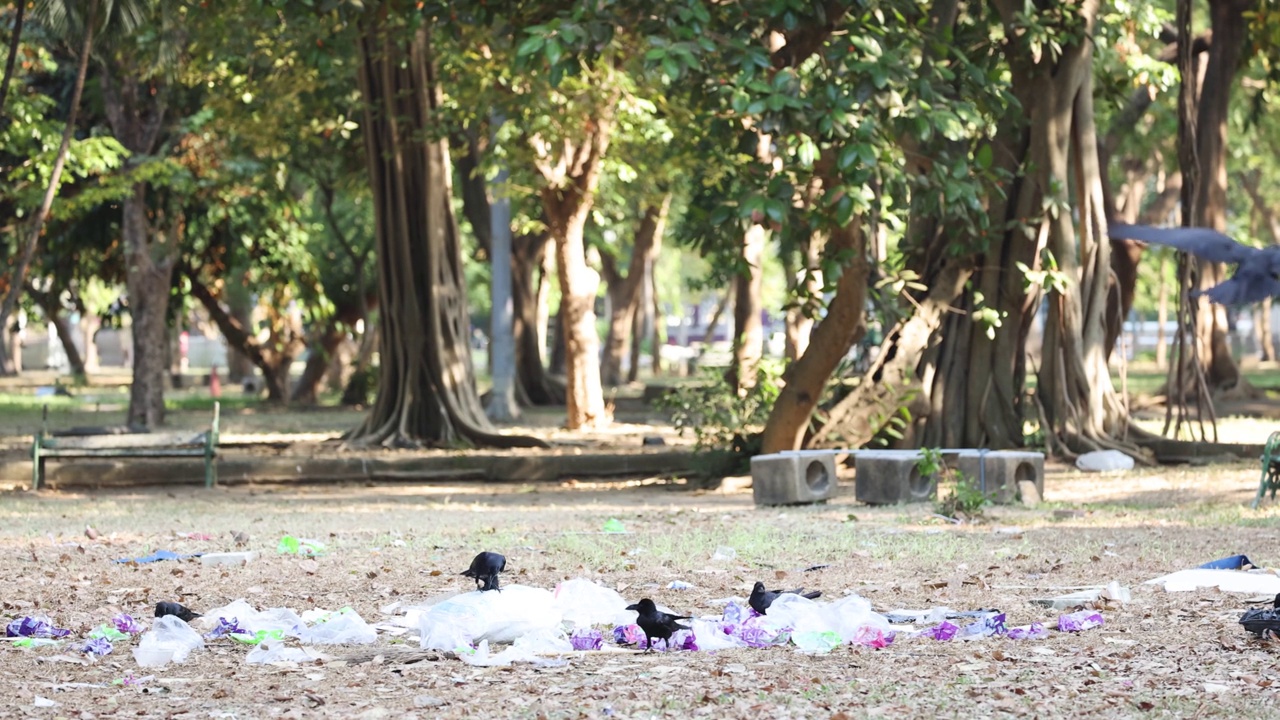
[114,549,200,564]
[132,616,204,667]
[277,535,326,556]
[80,638,113,656]
[418,585,561,651]
[204,617,247,641]
[690,618,746,652]
[89,624,128,641]
[570,628,604,650]
[711,546,738,562]
[461,628,572,667]
[667,581,695,590]
[1074,450,1135,472]
[601,518,626,533]
[1006,622,1049,640]
[553,579,633,628]
[1058,610,1104,632]
[297,607,377,645]
[200,600,305,638]
[113,614,144,635]
[958,612,1006,639]
[825,594,893,641]
[1145,565,1280,594]
[792,630,842,654]
[850,625,894,648]
[246,640,324,664]
[918,621,961,641]
[1100,581,1131,603]
[7,616,71,638]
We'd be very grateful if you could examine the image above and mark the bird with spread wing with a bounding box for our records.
[1109,224,1280,306]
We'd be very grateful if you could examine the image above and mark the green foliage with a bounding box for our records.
[656,361,785,475]
[935,471,990,522]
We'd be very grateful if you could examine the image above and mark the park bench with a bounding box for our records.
[31,402,220,490]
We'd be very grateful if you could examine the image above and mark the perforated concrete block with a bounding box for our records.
[853,449,933,505]
[953,450,1045,504]
[750,451,838,506]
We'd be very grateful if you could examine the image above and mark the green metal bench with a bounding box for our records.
[1255,430,1280,509]
[31,402,220,490]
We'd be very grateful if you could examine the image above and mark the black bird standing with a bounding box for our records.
[749,581,821,615]
[461,551,506,592]
[154,601,201,622]
[625,598,691,652]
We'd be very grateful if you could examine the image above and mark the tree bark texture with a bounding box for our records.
[532,105,616,429]
[349,13,542,448]
[728,223,766,393]
[0,0,25,119]
[601,196,669,386]
[292,319,345,404]
[512,233,563,405]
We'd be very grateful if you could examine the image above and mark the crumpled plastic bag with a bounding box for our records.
[764,592,891,647]
[7,616,71,639]
[297,608,377,645]
[570,628,604,651]
[460,628,572,667]
[132,616,204,667]
[690,618,746,651]
[200,600,305,638]
[1058,610,1104,632]
[552,579,633,628]
[246,640,325,664]
[1006,622,1049,640]
[418,585,561,651]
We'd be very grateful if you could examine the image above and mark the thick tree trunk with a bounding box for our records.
[222,281,254,383]
[601,198,668,386]
[348,12,542,448]
[761,219,867,453]
[292,319,345,404]
[1190,0,1253,393]
[123,187,176,428]
[532,104,614,429]
[0,0,96,375]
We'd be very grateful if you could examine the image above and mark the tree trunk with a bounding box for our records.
[728,223,766,393]
[784,228,825,361]
[222,281,254,383]
[512,233,562,405]
[292,319,345,404]
[630,257,657,383]
[1189,0,1253,393]
[1156,249,1169,370]
[122,187,176,428]
[761,218,866,453]
[486,156,520,421]
[532,104,615,429]
[601,197,668,386]
[0,0,96,375]
[348,12,542,448]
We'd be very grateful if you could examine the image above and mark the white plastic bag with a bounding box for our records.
[690,618,745,651]
[552,579,633,628]
[132,616,204,667]
[246,640,324,664]
[1075,450,1134,472]
[460,628,572,667]
[298,608,377,645]
[201,599,305,637]
[418,585,561,650]
[825,594,892,640]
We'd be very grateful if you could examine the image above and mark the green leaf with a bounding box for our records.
[517,35,544,57]
[544,38,563,66]
[837,145,858,171]
[975,144,993,170]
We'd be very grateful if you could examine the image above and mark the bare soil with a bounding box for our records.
[1,460,1279,719]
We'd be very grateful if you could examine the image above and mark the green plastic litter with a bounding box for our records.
[602,518,626,533]
[277,535,326,556]
[12,638,61,648]
[89,625,128,641]
[231,629,286,645]
[791,630,842,654]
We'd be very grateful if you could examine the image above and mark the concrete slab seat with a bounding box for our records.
[750,450,840,506]
[851,448,1044,506]
[31,402,220,490]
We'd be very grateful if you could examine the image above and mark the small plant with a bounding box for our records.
[656,361,784,476]
[936,471,990,521]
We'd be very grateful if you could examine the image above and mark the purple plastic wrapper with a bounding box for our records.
[960,612,1007,639]
[670,629,698,651]
[205,617,247,640]
[1058,611,1104,633]
[1006,622,1049,640]
[721,602,749,626]
[613,624,647,647]
[113,614,144,635]
[851,625,894,648]
[81,637,114,656]
[570,628,604,651]
[6,617,71,639]
[920,620,961,641]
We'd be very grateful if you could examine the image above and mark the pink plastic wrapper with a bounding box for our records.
[1057,611,1104,633]
[851,625,894,648]
[1005,622,1049,640]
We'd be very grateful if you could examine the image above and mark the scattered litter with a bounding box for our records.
[277,536,326,556]
[552,579,633,628]
[7,616,71,639]
[132,616,204,667]
[1058,610,1104,632]
[792,630,842,654]
[114,614,144,635]
[1033,589,1104,610]
[1100,581,1131,603]
[666,581,695,590]
[114,549,201,564]
[602,518,626,534]
[297,608,376,645]
[1145,557,1280,594]
[803,564,830,572]
[570,628,604,650]
[711,546,738,562]
[1074,450,1135,472]
[1006,623,1049,640]
[1200,555,1255,570]
[33,696,58,708]
[246,640,325,664]
[418,585,561,651]
[200,551,257,567]
[80,638,113,656]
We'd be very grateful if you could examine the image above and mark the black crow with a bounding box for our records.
[461,551,506,592]
[1240,593,1280,640]
[1108,223,1280,306]
[625,598,691,652]
[749,581,821,615]
[154,601,201,622]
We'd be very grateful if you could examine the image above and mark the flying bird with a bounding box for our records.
[748,581,822,615]
[1109,223,1280,306]
[461,551,506,592]
[154,601,201,622]
[625,598,691,652]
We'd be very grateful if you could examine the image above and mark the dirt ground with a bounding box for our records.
[1,462,1280,719]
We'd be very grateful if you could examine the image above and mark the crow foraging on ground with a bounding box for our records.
[461,551,506,591]
[154,601,201,622]
[625,598,691,652]
[1239,593,1280,640]
[749,581,821,615]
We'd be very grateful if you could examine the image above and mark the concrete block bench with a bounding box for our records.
[852,448,1044,506]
